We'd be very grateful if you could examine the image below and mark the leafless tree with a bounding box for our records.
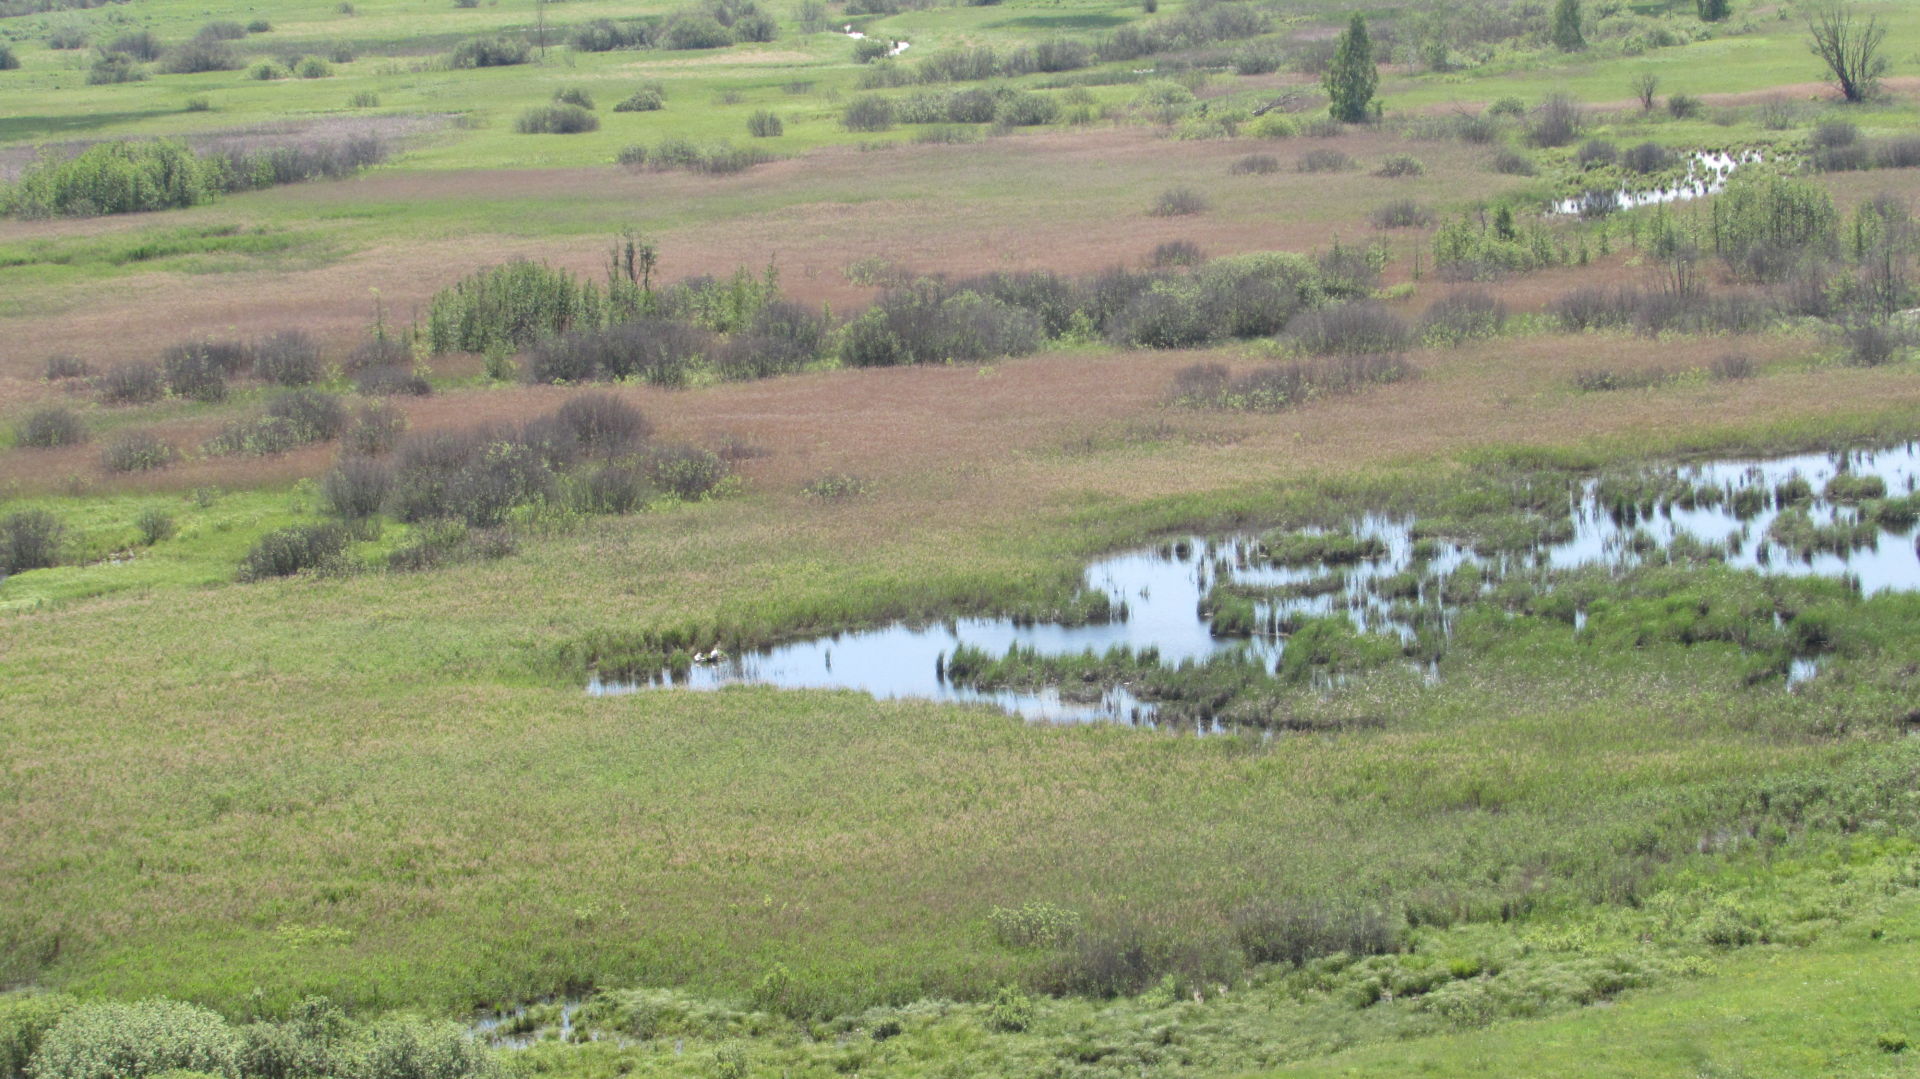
[1806,2,1887,104]
[1631,71,1659,112]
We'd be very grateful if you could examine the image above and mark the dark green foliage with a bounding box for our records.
[85,52,145,83]
[448,36,530,67]
[98,362,164,404]
[1551,0,1584,51]
[713,300,828,379]
[6,140,203,217]
[1707,172,1837,280]
[0,991,78,1077]
[15,407,86,448]
[661,13,733,49]
[101,430,176,472]
[0,44,18,70]
[842,95,894,131]
[1697,0,1730,20]
[240,523,350,579]
[1323,15,1377,123]
[0,511,64,574]
[515,105,599,134]
[852,37,890,63]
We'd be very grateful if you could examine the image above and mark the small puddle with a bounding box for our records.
[1551,150,1765,216]
[590,444,1920,723]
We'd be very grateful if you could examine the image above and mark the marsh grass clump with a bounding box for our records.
[1572,367,1677,392]
[1490,149,1535,176]
[0,510,65,574]
[1229,153,1279,175]
[1232,900,1400,966]
[1149,239,1204,267]
[44,355,89,380]
[1262,529,1388,566]
[240,523,351,579]
[1369,199,1434,229]
[515,105,599,135]
[101,430,176,473]
[1148,187,1208,216]
[1174,354,1411,411]
[1418,288,1506,346]
[746,110,784,137]
[1710,352,1754,380]
[15,407,87,448]
[135,507,176,545]
[1374,153,1424,177]
[1298,148,1355,173]
[572,463,652,514]
[97,362,164,405]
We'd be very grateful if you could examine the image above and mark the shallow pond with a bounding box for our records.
[590,444,1920,722]
[1551,150,1765,216]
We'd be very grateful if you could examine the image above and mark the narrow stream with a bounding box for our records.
[590,444,1920,721]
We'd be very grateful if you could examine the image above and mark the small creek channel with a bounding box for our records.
[589,444,1920,723]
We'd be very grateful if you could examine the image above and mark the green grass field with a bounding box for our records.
[4,0,1920,1074]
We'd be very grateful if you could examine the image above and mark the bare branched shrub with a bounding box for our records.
[1298,148,1355,173]
[240,523,350,579]
[1528,94,1583,148]
[345,401,408,455]
[1149,187,1209,216]
[1368,199,1434,229]
[1287,302,1409,355]
[15,407,87,448]
[253,330,322,386]
[323,456,393,519]
[554,392,652,453]
[1418,288,1507,346]
[98,362,165,405]
[1229,153,1280,175]
[1149,240,1205,268]
[45,355,89,380]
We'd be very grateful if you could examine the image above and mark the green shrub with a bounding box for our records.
[984,985,1035,1033]
[612,87,664,112]
[841,95,893,131]
[46,24,89,49]
[160,344,229,402]
[1375,152,1424,177]
[988,902,1081,948]
[106,31,163,60]
[661,13,733,49]
[6,140,207,217]
[101,431,178,473]
[448,36,529,67]
[0,510,64,574]
[0,44,18,70]
[554,392,650,452]
[552,86,595,109]
[240,523,350,579]
[29,1000,238,1079]
[252,330,322,386]
[86,51,147,84]
[1149,186,1208,215]
[347,1018,500,1079]
[645,445,730,499]
[345,401,408,455]
[746,109,783,137]
[0,991,78,1079]
[98,362,164,404]
[158,38,239,74]
[294,56,332,78]
[514,105,599,134]
[135,507,176,545]
[425,259,603,354]
[15,407,86,448]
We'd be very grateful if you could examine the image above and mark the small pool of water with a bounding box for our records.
[591,444,1920,721]
[1551,150,1765,216]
